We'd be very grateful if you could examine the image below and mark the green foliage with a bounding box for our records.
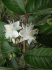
[24,48,52,69]
[10,57,18,68]
[0,67,16,70]
[47,18,52,25]
[0,59,6,66]
[0,22,8,41]
[1,6,19,22]
[27,68,52,70]
[1,0,26,15]
[35,25,52,34]
[34,25,52,47]
[25,0,52,13]
[1,42,17,58]
[12,53,17,58]
[19,55,24,67]
[0,1,20,22]
[37,34,52,47]
[21,14,51,25]
[35,10,52,16]
[18,67,52,70]
[21,15,36,23]
[1,0,52,15]
[36,15,51,25]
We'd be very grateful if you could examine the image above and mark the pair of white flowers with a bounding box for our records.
[4,21,38,44]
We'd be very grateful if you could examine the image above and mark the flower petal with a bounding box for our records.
[5,33,12,38]
[12,38,15,43]
[4,24,13,33]
[28,39,32,44]
[19,28,27,37]
[12,30,19,38]
[13,21,19,27]
[19,23,38,44]
[22,23,26,29]
[19,37,29,43]
[13,21,22,30]
[4,25,11,30]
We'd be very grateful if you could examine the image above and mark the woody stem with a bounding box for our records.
[23,13,28,67]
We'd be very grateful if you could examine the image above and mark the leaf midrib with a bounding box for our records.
[14,0,25,13]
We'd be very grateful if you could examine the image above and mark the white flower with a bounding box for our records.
[8,20,22,30]
[4,21,21,43]
[13,21,22,30]
[19,23,38,44]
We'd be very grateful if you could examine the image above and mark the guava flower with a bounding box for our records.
[8,20,22,30]
[19,24,38,44]
[4,21,21,43]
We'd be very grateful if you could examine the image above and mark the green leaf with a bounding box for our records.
[8,42,21,53]
[25,0,52,13]
[34,25,52,35]
[33,15,51,25]
[10,57,18,68]
[0,22,8,41]
[27,68,52,70]
[24,48,52,69]
[1,42,16,58]
[1,0,26,15]
[0,59,6,66]
[37,34,52,47]
[0,67,16,70]
[35,10,52,16]
[36,15,51,25]
[34,25,52,46]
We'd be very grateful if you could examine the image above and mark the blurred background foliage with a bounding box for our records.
[0,0,20,23]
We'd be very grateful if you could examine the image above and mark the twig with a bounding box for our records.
[23,13,28,67]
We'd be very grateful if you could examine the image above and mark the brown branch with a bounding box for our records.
[23,13,28,67]
[25,13,28,25]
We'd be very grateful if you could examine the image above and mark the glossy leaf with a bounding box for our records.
[1,42,16,58]
[26,0,52,13]
[36,15,51,25]
[34,25,52,35]
[37,34,52,47]
[35,10,52,16]
[34,25,52,46]
[24,48,52,69]
[32,15,51,25]
[1,0,26,15]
